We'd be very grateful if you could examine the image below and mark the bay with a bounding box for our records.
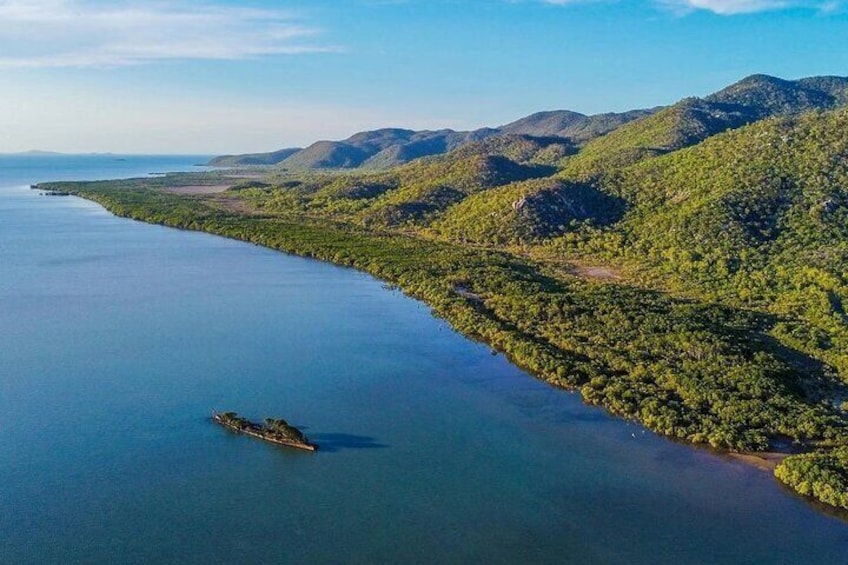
[1,155,847,564]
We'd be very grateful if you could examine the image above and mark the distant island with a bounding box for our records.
[1,150,124,156]
[38,73,848,513]
[5,150,66,156]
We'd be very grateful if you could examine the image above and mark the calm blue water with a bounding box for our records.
[1,155,847,564]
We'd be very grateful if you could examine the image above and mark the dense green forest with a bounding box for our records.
[40,73,848,512]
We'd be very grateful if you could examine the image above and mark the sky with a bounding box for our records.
[0,0,846,154]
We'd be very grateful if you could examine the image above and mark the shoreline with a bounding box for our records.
[63,192,799,479]
[727,451,788,472]
[44,184,848,517]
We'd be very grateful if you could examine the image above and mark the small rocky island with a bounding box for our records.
[213,411,317,452]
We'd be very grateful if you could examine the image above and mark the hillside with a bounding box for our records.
[559,74,848,179]
[428,74,848,249]
[584,109,848,376]
[433,177,624,245]
[245,134,568,227]
[412,86,848,387]
[705,74,848,117]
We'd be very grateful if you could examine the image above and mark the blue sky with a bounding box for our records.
[0,0,846,153]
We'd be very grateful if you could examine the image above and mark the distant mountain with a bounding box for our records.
[211,128,503,170]
[4,149,65,156]
[208,148,300,167]
[359,128,498,170]
[208,109,654,170]
[498,108,658,144]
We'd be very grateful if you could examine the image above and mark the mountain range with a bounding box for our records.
[208,108,656,169]
[210,74,848,173]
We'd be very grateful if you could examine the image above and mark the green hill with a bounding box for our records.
[358,135,563,227]
[232,134,568,223]
[560,74,848,179]
[433,177,624,245]
[582,109,848,376]
[706,74,848,117]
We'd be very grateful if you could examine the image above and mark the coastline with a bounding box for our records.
[727,451,788,472]
[41,183,848,516]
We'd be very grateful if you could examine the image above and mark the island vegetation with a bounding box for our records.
[213,411,316,451]
[38,73,848,511]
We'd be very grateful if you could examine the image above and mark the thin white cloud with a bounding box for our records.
[663,0,790,13]
[666,0,841,13]
[539,0,840,13]
[0,0,335,68]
